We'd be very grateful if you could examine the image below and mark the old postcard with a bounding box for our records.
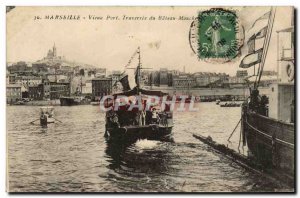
[6,6,295,192]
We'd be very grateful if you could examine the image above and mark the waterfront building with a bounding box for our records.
[41,79,70,100]
[71,76,94,95]
[7,73,17,84]
[81,80,92,95]
[92,77,112,99]
[194,73,210,87]
[172,75,196,88]
[6,84,22,103]
[15,76,43,87]
[226,76,245,88]
[159,68,169,87]
[49,82,70,100]
[28,84,44,100]
[236,70,248,78]
[228,76,245,84]
[194,72,229,87]
[148,69,176,87]
[149,71,160,86]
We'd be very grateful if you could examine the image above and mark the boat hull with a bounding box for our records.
[60,97,82,106]
[39,117,55,126]
[105,125,173,143]
[242,108,294,183]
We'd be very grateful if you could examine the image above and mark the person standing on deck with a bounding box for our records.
[161,111,168,126]
[140,110,146,125]
[151,108,159,124]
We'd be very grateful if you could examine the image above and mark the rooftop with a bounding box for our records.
[92,77,112,81]
[7,84,22,88]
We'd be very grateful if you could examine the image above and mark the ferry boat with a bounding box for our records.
[104,48,174,143]
[240,8,295,183]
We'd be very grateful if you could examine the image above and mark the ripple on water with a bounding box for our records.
[7,104,286,192]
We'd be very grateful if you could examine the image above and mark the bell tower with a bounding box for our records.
[53,43,57,57]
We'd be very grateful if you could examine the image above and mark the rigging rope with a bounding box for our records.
[227,118,241,143]
[124,47,139,68]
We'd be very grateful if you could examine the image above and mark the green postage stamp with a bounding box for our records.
[197,9,238,61]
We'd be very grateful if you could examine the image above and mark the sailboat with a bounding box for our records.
[104,47,174,143]
[240,7,294,183]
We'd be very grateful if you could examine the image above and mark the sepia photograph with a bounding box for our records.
[6,6,295,193]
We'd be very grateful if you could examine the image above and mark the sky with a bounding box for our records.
[6,6,293,76]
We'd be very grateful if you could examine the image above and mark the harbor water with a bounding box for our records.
[7,103,287,192]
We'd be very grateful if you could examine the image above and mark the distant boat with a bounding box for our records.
[14,101,25,105]
[60,96,88,106]
[220,102,241,107]
[90,101,100,106]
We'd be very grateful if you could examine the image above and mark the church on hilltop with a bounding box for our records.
[40,43,65,63]
[46,43,57,59]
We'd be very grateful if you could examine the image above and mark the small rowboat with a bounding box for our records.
[40,106,55,126]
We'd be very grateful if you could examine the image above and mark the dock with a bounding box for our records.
[192,134,294,189]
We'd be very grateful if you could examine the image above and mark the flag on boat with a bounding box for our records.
[247,26,267,54]
[247,34,256,54]
[249,11,270,30]
[239,48,263,68]
[240,10,270,68]
[119,75,131,91]
[255,26,268,39]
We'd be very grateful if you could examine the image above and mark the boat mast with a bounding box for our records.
[80,76,83,95]
[125,47,153,126]
[254,7,276,89]
[137,47,141,93]
[127,47,152,92]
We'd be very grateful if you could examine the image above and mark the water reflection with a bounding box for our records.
[105,140,171,173]
[104,139,176,191]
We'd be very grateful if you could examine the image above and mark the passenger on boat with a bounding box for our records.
[151,108,159,124]
[160,111,168,126]
[259,95,268,116]
[145,110,152,125]
[141,110,146,126]
[249,89,260,112]
[107,110,120,128]
[134,112,140,125]
[40,112,47,120]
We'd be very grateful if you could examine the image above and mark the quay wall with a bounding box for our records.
[148,86,271,97]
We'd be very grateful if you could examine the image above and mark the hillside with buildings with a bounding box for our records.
[6,44,277,104]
